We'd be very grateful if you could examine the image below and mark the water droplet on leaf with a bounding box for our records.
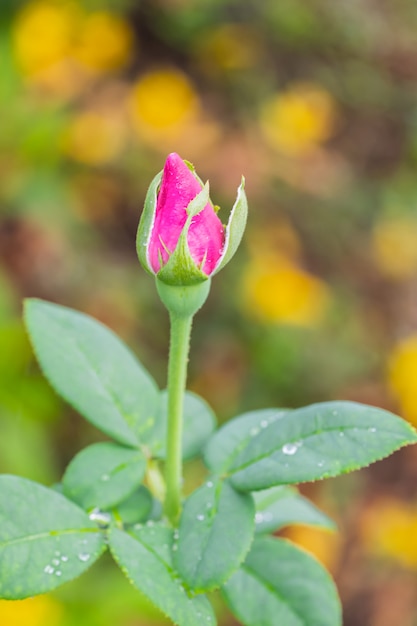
[282,442,299,455]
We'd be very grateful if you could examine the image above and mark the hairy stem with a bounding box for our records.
[164,312,193,525]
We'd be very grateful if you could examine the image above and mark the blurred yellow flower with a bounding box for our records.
[361,498,417,568]
[129,69,200,141]
[13,0,80,75]
[241,254,330,326]
[388,334,417,426]
[260,82,337,156]
[246,221,302,263]
[0,595,63,626]
[62,111,127,165]
[73,11,134,72]
[371,216,417,280]
[13,1,134,79]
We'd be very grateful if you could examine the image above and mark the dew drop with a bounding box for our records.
[332,410,338,416]
[206,502,212,509]
[250,427,260,436]
[55,570,62,576]
[52,558,60,566]
[318,461,325,467]
[89,508,111,527]
[368,427,377,433]
[206,481,213,488]
[61,555,68,562]
[339,432,345,437]
[255,512,264,524]
[54,551,61,557]
[44,565,54,574]
[196,514,205,521]
[282,442,298,455]
[78,553,91,562]
[260,420,269,429]
[146,520,155,527]
[101,474,110,482]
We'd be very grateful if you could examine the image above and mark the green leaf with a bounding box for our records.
[109,486,153,525]
[175,478,255,592]
[0,476,106,599]
[204,408,288,473]
[62,442,147,511]
[228,401,417,491]
[24,299,159,447]
[145,390,216,459]
[109,526,216,626]
[223,536,342,626]
[253,486,336,534]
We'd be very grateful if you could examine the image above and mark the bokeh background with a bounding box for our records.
[1,0,417,624]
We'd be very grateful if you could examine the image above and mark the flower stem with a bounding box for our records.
[164,311,193,525]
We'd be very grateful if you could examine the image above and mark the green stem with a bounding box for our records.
[164,311,193,525]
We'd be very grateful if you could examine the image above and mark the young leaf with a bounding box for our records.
[253,486,336,534]
[109,525,216,626]
[62,442,147,511]
[0,476,106,599]
[228,401,417,491]
[223,536,342,626]
[24,299,159,447]
[204,408,288,473]
[109,486,153,525]
[175,478,255,592]
[145,390,216,459]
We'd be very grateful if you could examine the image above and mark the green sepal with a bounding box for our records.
[214,177,248,274]
[136,171,162,275]
[156,184,212,286]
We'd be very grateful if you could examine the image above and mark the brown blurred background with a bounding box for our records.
[1,1,417,624]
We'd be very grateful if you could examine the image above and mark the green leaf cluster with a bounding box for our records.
[1,299,415,626]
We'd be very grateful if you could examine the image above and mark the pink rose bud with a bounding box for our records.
[149,153,224,276]
[137,153,248,287]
